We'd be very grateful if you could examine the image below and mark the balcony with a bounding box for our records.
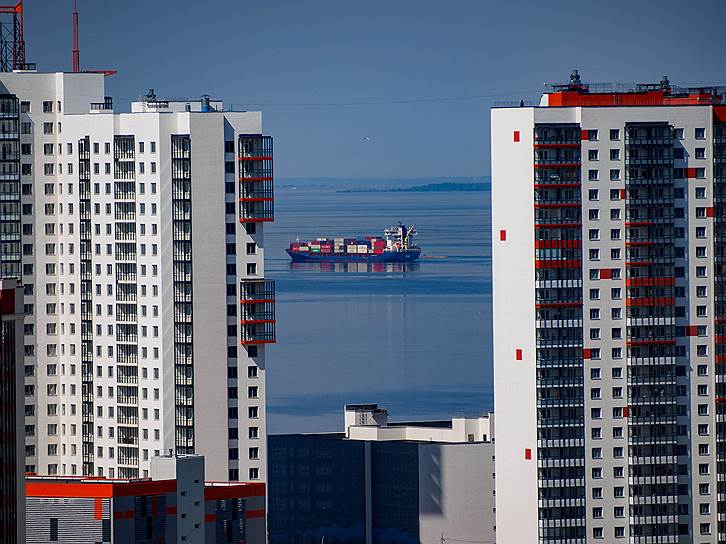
[240,279,276,345]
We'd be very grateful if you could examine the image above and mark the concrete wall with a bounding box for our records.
[418,443,496,544]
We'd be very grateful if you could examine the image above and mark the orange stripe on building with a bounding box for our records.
[94,497,103,520]
[246,509,265,518]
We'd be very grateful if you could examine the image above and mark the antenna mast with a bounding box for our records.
[72,0,79,72]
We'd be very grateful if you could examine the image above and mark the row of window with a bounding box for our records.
[40,161,158,177]
[584,127,708,141]
[586,147,709,161]
[587,186,708,201]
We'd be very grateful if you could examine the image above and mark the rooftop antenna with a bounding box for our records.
[570,69,581,86]
[72,0,79,72]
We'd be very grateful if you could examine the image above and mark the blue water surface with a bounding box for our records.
[266,184,492,433]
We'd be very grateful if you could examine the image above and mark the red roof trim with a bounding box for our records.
[204,482,265,500]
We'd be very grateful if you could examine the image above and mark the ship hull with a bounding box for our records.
[286,248,421,263]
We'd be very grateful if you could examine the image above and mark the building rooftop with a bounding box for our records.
[495,70,726,109]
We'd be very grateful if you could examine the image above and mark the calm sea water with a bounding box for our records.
[266,184,492,433]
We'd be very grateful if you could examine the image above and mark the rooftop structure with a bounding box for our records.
[268,404,496,544]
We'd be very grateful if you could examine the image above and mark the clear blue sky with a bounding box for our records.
[26,0,726,179]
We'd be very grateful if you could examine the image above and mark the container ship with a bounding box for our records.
[287,224,421,263]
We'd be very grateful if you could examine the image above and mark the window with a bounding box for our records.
[610,148,620,160]
[593,528,603,539]
[614,527,624,539]
[590,368,601,380]
[609,169,620,181]
[591,388,601,399]
[610,208,621,220]
[590,308,600,320]
[589,189,599,201]
[588,169,599,181]
[611,248,621,260]
[610,228,620,240]
[698,424,709,436]
[609,129,619,140]
[698,443,709,455]
[696,266,707,278]
[700,483,710,495]
[588,130,598,141]
[592,467,602,479]
[695,127,705,139]
[591,407,602,419]
[589,249,600,261]
[590,288,600,300]
[43,100,53,113]
[613,446,623,458]
[695,147,705,159]
[588,149,599,161]
[589,228,600,240]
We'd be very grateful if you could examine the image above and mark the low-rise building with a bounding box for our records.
[268,404,496,544]
[25,454,265,544]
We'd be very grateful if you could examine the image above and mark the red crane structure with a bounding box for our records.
[0,0,32,72]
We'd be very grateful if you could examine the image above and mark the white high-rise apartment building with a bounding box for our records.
[492,72,726,544]
[5,70,275,482]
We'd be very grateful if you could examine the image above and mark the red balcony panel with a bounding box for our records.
[625,297,675,307]
[534,259,582,269]
[533,163,581,169]
[686,167,698,179]
[625,277,674,287]
[534,240,581,249]
[533,143,580,149]
[707,207,715,218]
[622,407,629,418]
[534,223,582,229]
[238,156,273,161]
[533,183,581,189]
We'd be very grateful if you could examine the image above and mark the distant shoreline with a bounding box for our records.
[337,182,489,194]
